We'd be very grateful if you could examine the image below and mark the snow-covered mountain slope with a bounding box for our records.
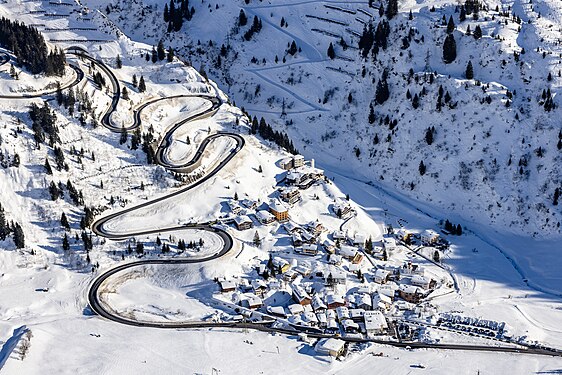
[83,0,562,238]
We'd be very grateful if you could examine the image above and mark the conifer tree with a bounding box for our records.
[447,15,455,33]
[116,54,122,69]
[238,9,248,26]
[386,0,398,19]
[61,212,70,230]
[44,158,53,175]
[327,42,335,59]
[443,34,457,64]
[473,25,483,39]
[465,60,474,79]
[13,223,24,249]
[62,233,70,251]
[138,76,146,93]
[419,160,426,175]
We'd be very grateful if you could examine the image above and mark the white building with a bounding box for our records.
[421,229,440,245]
[315,338,345,357]
[256,210,275,225]
[364,311,388,335]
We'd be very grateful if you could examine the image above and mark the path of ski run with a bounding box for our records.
[0,47,559,358]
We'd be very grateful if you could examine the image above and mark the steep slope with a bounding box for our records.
[84,0,562,238]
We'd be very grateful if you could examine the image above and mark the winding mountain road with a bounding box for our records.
[0,47,559,358]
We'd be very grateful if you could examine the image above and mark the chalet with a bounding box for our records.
[293,154,305,168]
[328,254,343,265]
[284,221,301,234]
[302,311,319,326]
[364,311,388,335]
[421,229,440,245]
[240,199,258,210]
[227,201,242,215]
[292,284,312,305]
[251,279,268,296]
[301,243,319,256]
[219,280,236,293]
[355,293,372,311]
[273,257,291,273]
[349,308,366,322]
[241,294,263,309]
[378,284,397,300]
[397,228,413,243]
[300,231,316,244]
[382,235,397,251]
[234,215,253,230]
[317,312,327,327]
[338,245,363,264]
[295,265,312,276]
[288,303,305,316]
[326,267,347,285]
[256,210,275,225]
[374,269,391,284]
[326,294,346,309]
[322,240,337,254]
[398,284,424,304]
[266,305,287,318]
[305,221,326,236]
[280,187,301,205]
[292,234,303,247]
[326,318,339,334]
[315,338,345,357]
[353,233,367,247]
[311,295,327,312]
[269,199,289,222]
[411,275,436,290]
[280,157,294,170]
[335,306,350,321]
[332,230,347,240]
[371,293,392,311]
[341,319,360,333]
[283,269,298,282]
[333,200,353,219]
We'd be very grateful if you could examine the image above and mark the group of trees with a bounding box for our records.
[249,116,299,154]
[163,0,194,32]
[0,203,24,248]
[375,69,390,105]
[29,102,59,147]
[444,219,463,235]
[243,15,263,41]
[0,17,66,75]
[358,20,390,58]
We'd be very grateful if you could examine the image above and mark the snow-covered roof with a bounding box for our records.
[315,338,345,355]
[326,294,345,306]
[269,199,288,213]
[234,215,252,225]
[374,269,390,279]
[364,311,388,331]
[256,210,275,221]
[339,245,358,257]
[312,295,327,311]
[288,303,304,315]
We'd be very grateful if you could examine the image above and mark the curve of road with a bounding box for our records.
[0,47,560,358]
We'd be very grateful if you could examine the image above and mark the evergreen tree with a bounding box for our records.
[122,87,129,100]
[13,223,24,249]
[433,250,440,262]
[419,160,426,175]
[473,25,482,39]
[120,126,128,145]
[465,60,474,79]
[327,42,335,59]
[116,54,122,69]
[375,74,390,104]
[0,204,7,241]
[167,46,175,62]
[368,104,376,124]
[443,34,457,64]
[253,231,261,247]
[238,9,248,26]
[132,74,138,88]
[412,93,420,109]
[49,181,60,200]
[460,5,466,21]
[456,224,462,235]
[163,3,170,22]
[138,76,146,93]
[62,233,70,251]
[44,158,52,175]
[425,127,434,145]
[288,40,298,56]
[151,47,157,63]
[60,212,70,230]
[554,187,560,206]
[386,0,398,19]
[446,15,455,34]
[157,40,166,61]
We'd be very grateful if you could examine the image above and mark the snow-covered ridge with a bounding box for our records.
[85,0,562,238]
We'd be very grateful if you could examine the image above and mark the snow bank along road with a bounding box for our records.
[1,47,560,358]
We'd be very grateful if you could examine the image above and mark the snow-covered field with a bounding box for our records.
[0,0,561,374]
